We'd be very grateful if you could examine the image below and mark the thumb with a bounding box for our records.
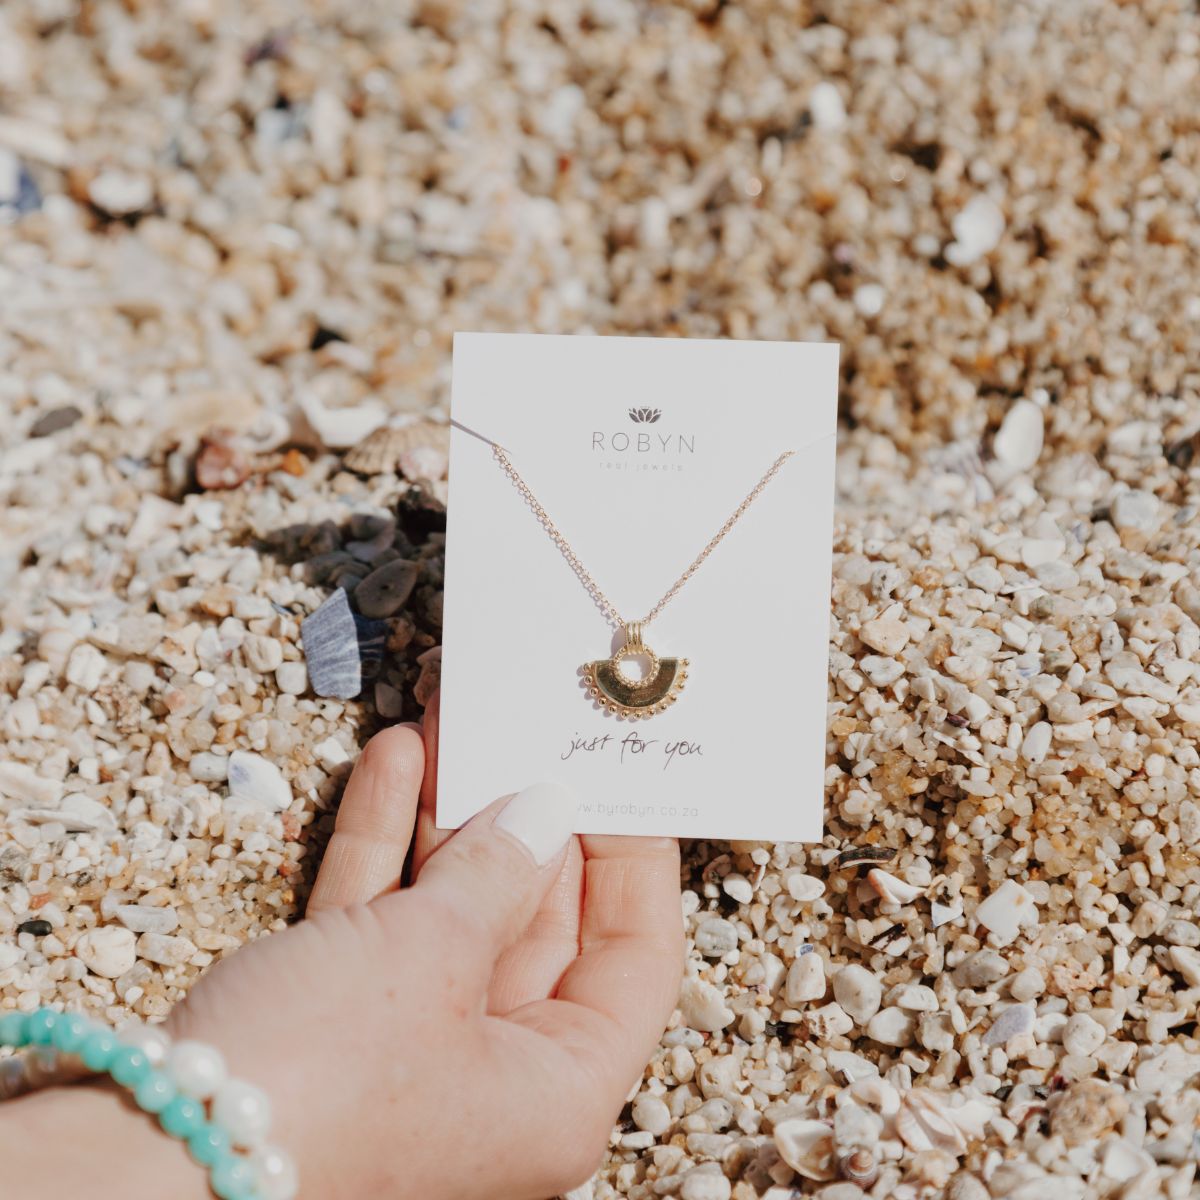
[404,782,579,969]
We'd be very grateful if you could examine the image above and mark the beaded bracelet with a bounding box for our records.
[0,1006,297,1200]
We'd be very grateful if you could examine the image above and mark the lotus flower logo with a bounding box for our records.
[628,407,662,424]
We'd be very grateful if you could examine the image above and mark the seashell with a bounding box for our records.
[895,1089,995,1158]
[243,409,293,453]
[344,422,451,475]
[833,1101,883,1147]
[946,1096,998,1144]
[835,846,896,869]
[837,1147,879,1189]
[1049,1078,1128,1147]
[837,1076,900,1117]
[299,395,388,450]
[10,794,117,836]
[867,868,923,905]
[772,1118,837,1181]
[300,588,388,699]
[896,1091,964,1156]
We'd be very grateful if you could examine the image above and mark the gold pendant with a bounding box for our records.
[582,622,688,719]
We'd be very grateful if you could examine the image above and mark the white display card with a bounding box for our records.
[437,332,838,841]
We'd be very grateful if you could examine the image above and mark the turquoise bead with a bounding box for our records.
[210,1154,256,1200]
[108,1044,152,1087]
[188,1122,232,1167]
[160,1094,205,1139]
[50,1013,92,1054]
[0,1011,28,1046]
[133,1070,176,1113]
[79,1028,118,1071]
[26,1008,58,1046]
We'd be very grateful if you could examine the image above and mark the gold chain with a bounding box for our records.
[491,443,796,629]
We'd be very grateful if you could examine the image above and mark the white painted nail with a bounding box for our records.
[493,781,578,866]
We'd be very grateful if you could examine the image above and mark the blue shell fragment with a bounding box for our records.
[302,589,360,698]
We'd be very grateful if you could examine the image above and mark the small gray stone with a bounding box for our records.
[982,1003,1035,1046]
[354,558,420,618]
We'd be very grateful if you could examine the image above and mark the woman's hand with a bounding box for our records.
[161,691,684,1199]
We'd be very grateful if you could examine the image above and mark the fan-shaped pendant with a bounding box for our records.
[582,623,688,719]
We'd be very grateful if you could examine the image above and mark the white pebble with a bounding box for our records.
[784,871,825,902]
[88,169,152,215]
[1169,946,1200,987]
[188,752,229,783]
[244,635,284,674]
[313,737,351,769]
[833,964,882,1024]
[136,932,197,967]
[631,1091,672,1135]
[866,1006,915,1047]
[694,917,737,958]
[115,905,179,935]
[853,283,885,316]
[785,949,826,1005]
[1111,489,1160,533]
[993,399,1044,472]
[946,194,1005,265]
[976,880,1039,945]
[1020,722,1052,764]
[227,750,292,813]
[861,655,904,687]
[1062,1013,1106,1058]
[809,81,846,131]
[275,662,308,695]
[679,1168,731,1200]
[75,926,136,979]
[722,873,754,904]
[65,644,107,691]
[679,978,734,1032]
[1009,967,1045,1002]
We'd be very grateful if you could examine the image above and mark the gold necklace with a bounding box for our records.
[492,444,796,719]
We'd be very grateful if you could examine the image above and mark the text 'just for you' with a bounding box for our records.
[562,731,703,771]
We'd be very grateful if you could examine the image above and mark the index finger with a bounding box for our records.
[501,835,683,1103]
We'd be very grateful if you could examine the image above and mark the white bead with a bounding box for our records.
[168,1040,228,1101]
[249,1145,299,1200]
[118,1022,172,1067]
[213,1078,272,1148]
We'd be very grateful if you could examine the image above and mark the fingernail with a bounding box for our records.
[494,781,578,866]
